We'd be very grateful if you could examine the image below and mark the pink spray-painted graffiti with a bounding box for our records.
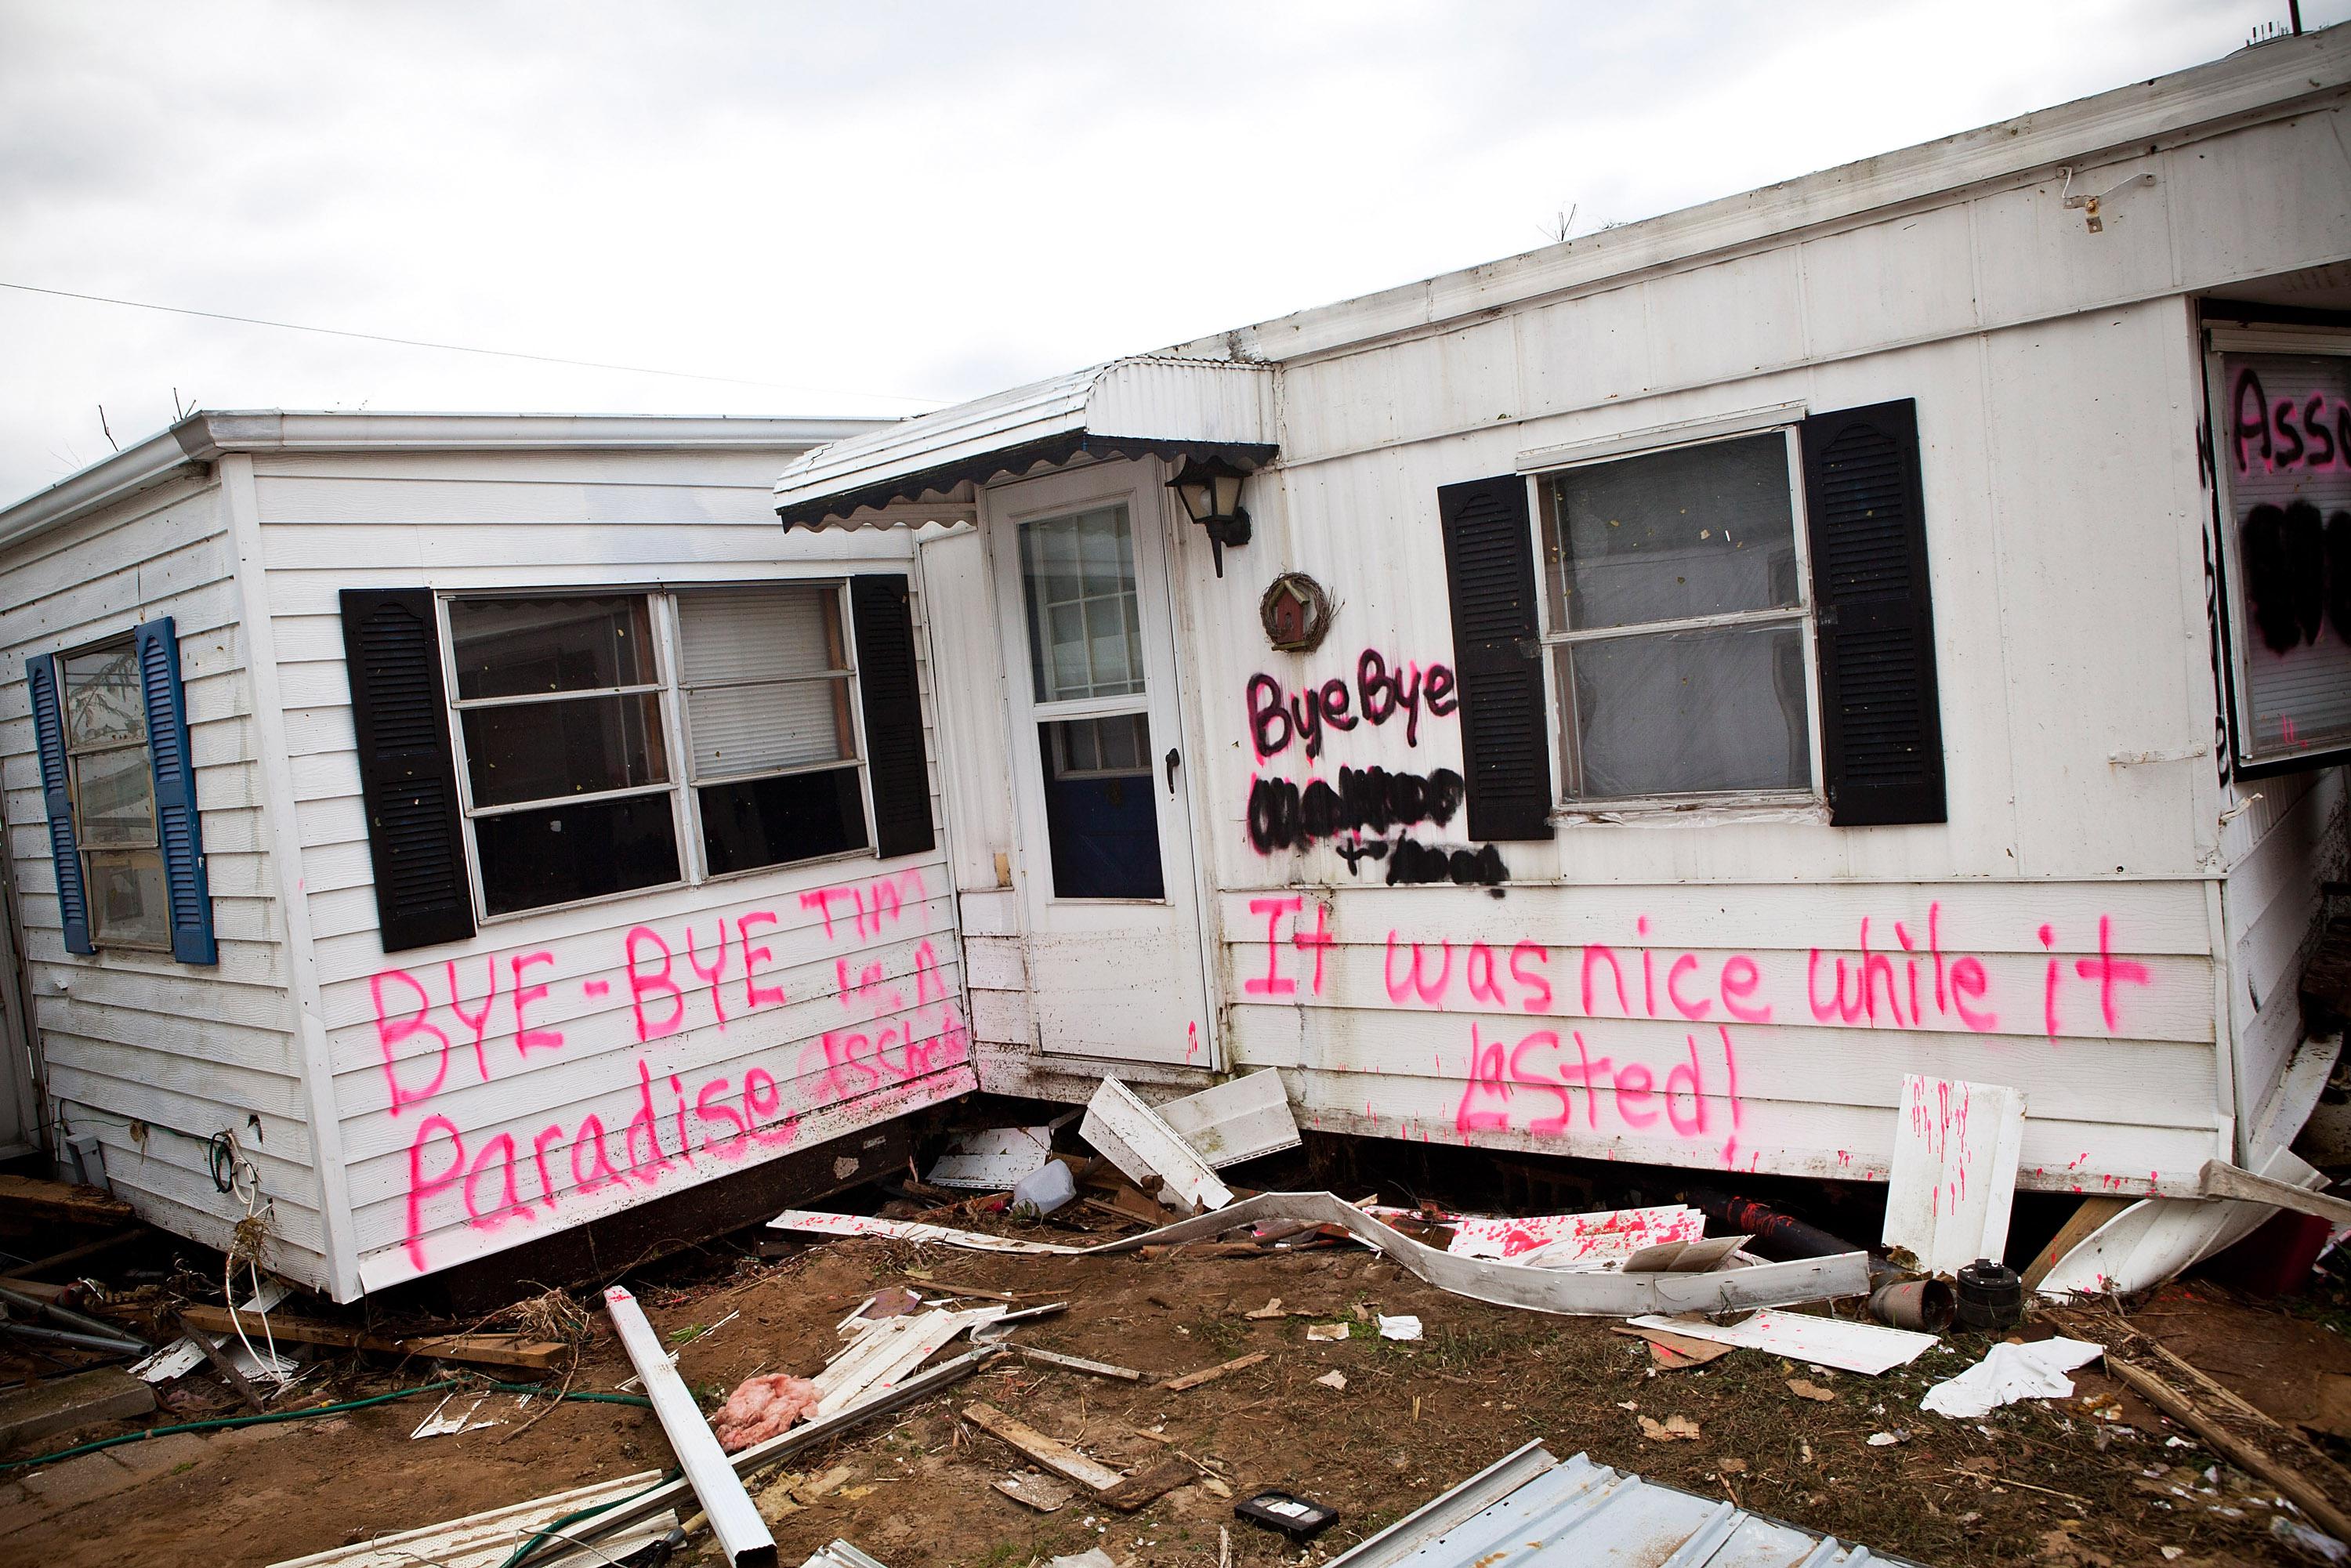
[1243,900,2157,1171]
[378,868,967,1271]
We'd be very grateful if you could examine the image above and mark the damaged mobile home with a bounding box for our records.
[4,31,2350,1309]
[773,34,2351,1209]
[0,414,980,1300]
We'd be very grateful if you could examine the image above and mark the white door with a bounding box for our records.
[989,462,1215,1066]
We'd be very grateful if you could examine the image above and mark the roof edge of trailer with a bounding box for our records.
[0,410,893,555]
[1163,26,2351,368]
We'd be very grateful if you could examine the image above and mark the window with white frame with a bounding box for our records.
[56,636,171,948]
[1537,429,1816,802]
[444,585,867,917]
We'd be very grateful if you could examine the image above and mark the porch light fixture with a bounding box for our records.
[1166,454,1252,577]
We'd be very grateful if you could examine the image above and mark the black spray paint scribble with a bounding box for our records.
[1247,766,1466,853]
[2241,500,2338,653]
[1325,831,1508,886]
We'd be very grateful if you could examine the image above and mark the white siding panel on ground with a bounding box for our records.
[2222,766,2349,1141]
[248,449,972,1294]
[0,478,320,1285]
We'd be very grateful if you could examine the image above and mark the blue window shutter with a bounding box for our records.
[134,617,216,965]
[24,654,93,954]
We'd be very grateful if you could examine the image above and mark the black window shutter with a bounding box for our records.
[24,654,94,954]
[1438,475,1554,840]
[133,617,216,965]
[1799,399,1947,826]
[849,574,934,860]
[339,588,476,952]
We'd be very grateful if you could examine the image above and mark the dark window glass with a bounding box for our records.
[697,765,868,875]
[473,794,680,915]
[460,693,668,808]
[1038,718,1163,900]
[448,596,657,700]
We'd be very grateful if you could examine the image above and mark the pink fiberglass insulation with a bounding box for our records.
[711,1373,821,1452]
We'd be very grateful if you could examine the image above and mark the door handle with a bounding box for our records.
[1165,747,1181,793]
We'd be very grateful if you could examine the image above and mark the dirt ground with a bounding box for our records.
[5,1191,2350,1567]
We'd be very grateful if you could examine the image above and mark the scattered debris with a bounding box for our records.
[1786,1378,1838,1403]
[1623,1310,1936,1375]
[1638,1414,1702,1441]
[2055,1309,2351,1542]
[994,1469,1078,1512]
[1154,1069,1303,1168]
[1235,1489,1340,1543]
[1243,1296,1285,1320]
[408,1390,498,1439]
[1882,1076,2026,1276]
[1160,1351,1269,1392]
[1866,1430,1909,1447]
[925,1125,1054,1190]
[1920,1336,2102,1418]
[1011,1158,1078,1215]
[603,1284,774,1568]
[172,1304,566,1371]
[961,1400,1123,1491]
[813,1305,1005,1418]
[1610,1322,1736,1370]
[1080,1076,1234,1213]
[266,1472,677,1567]
[1316,1370,1348,1390]
[1371,1202,1703,1266]
[2036,1145,2328,1298]
[797,1544,893,1568]
[1096,1454,1199,1510]
[1952,1259,2024,1331]
[1376,1314,1422,1341]
[1619,1236,1751,1273]
[1306,1323,1349,1342]
[713,1374,823,1452]
[1865,1277,1955,1332]
[777,1192,1873,1317]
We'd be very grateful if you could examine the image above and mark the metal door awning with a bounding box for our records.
[773,356,1276,531]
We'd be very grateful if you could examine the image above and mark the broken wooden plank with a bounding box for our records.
[2020,1197,2134,1291]
[1095,1455,1198,1511]
[2198,1159,2351,1226]
[13,1227,143,1280]
[1015,1345,1144,1382]
[0,1175,133,1228]
[174,1305,566,1371]
[2101,1356,2351,1542]
[169,1307,266,1414]
[962,1402,1124,1491]
[1158,1351,1268,1392]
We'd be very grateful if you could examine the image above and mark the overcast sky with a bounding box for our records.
[0,0,2336,501]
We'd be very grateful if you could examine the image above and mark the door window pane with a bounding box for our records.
[85,848,170,947]
[461,693,668,808]
[2217,351,2351,762]
[1023,507,1144,702]
[60,643,146,746]
[1544,433,1801,632]
[1039,716,1163,899]
[71,745,157,846]
[473,793,681,915]
[1556,623,1811,797]
[449,596,656,699]
[699,765,868,875]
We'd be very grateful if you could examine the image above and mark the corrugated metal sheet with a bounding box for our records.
[773,357,1276,529]
[1330,1442,1919,1567]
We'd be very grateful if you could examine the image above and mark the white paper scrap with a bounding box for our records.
[1377,1314,1423,1342]
[1625,1309,1936,1375]
[1919,1336,2103,1418]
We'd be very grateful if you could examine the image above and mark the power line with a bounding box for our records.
[0,278,942,406]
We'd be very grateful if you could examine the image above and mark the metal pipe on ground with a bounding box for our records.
[1686,1188,1904,1288]
[0,1282,150,1349]
[0,1318,148,1355]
